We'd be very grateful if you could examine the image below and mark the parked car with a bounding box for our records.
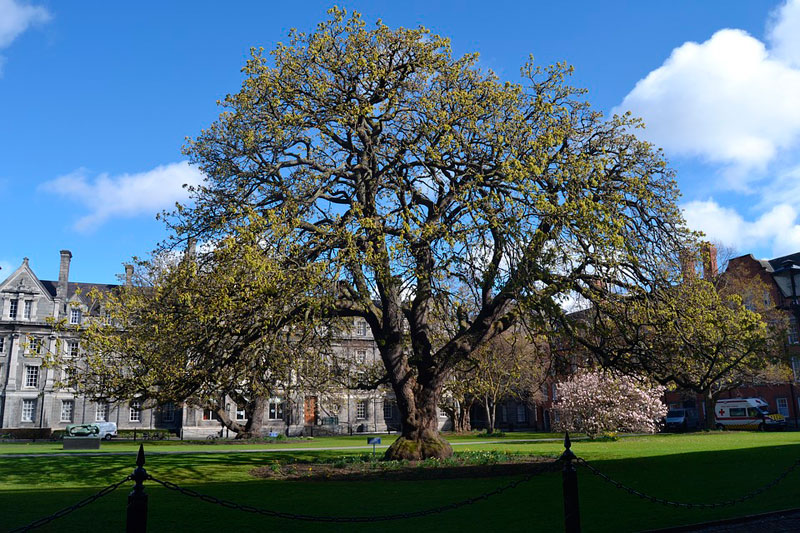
[94,422,118,440]
[714,398,786,431]
[664,408,699,432]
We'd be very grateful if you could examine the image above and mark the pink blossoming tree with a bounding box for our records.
[553,371,667,438]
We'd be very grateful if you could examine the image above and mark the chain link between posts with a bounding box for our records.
[9,475,132,532]
[147,463,558,523]
[576,456,800,509]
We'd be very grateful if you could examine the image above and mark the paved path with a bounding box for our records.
[0,436,578,458]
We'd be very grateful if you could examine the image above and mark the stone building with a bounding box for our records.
[0,251,407,437]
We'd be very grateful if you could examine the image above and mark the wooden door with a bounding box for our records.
[304,396,317,425]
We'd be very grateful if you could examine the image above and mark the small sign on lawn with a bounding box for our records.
[367,437,382,458]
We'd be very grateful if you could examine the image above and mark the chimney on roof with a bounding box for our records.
[679,249,697,280]
[57,250,72,299]
[124,264,134,286]
[701,243,718,280]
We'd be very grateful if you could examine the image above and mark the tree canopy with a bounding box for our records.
[158,9,691,457]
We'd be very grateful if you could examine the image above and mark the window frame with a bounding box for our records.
[69,308,81,325]
[776,397,790,417]
[9,299,18,319]
[268,398,284,420]
[23,300,32,320]
[24,365,39,388]
[95,402,109,422]
[21,399,36,422]
[356,400,367,420]
[60,400,74,422]
[129,400,142,422]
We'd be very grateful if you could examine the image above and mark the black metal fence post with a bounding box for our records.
[127,444,149,532]
[560,432,581,533]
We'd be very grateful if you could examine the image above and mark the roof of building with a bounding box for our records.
[39,280,120,301]
[766,252,800,272]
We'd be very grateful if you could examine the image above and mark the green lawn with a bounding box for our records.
[2,432,799,532]
[0,431,562,455]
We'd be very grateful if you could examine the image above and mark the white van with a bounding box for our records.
[93,422,118,440]
[714,398,786,431]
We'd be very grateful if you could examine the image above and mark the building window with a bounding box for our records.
[21,399,36,422]
[777,398,790,417]
[356,320,367,336]
[356,400,366,419]
[62,366,75,385]
[61,400,74,422]
[23,301,32,319]
[789,317,799,345]
[9,299,18,319]
[24,365,39,388]
[235,406,247,421]
[96,402,108,422]
[0,336,4,353]
[69,308,81,325]
[161,403,175,423]
[356,350,367,363]
[129,401,141,422]
[28,336,42,355]
[516,404,527,423]
[268,398,283,420]
[383,401,393,419]
[67,341,79,358]
[793,358,800,383]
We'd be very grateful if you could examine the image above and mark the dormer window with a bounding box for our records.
[69,308,81,325]
[356,320,367,336]
[9,299,18,319]
[23,301,32,320]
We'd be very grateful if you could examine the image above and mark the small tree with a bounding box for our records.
[553,370,667,438]
[49,221,338,439]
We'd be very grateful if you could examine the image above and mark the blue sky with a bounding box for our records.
[2,0,799,283]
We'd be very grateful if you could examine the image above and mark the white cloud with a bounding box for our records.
[768,0,800,67]
[683,199,800,258]
[614,1,800,184]
[0,0,50,73]
[40,161,205,232]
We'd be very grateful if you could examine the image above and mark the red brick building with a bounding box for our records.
[664,250,800,428]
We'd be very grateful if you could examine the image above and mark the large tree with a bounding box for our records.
[169,9,691,458]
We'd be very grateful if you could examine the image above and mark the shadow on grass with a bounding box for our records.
[3,439,800,532]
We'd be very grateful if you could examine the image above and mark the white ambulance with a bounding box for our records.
[714,398,786,431]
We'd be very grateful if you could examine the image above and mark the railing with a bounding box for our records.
[8,434,800,533]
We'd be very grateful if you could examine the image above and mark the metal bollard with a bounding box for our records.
[126,444,149,532]
[560,432,581,533]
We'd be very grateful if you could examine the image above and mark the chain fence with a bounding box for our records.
[576,455,800,509]
[147,463,557,523]
[7,438,800,532]
[8,475,132,533]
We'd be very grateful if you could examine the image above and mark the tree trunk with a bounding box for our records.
[702,389,717,430]
[239,396,267,439]
[384,367,453,460]
[456,399,472,433]
[484,398,496,434]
